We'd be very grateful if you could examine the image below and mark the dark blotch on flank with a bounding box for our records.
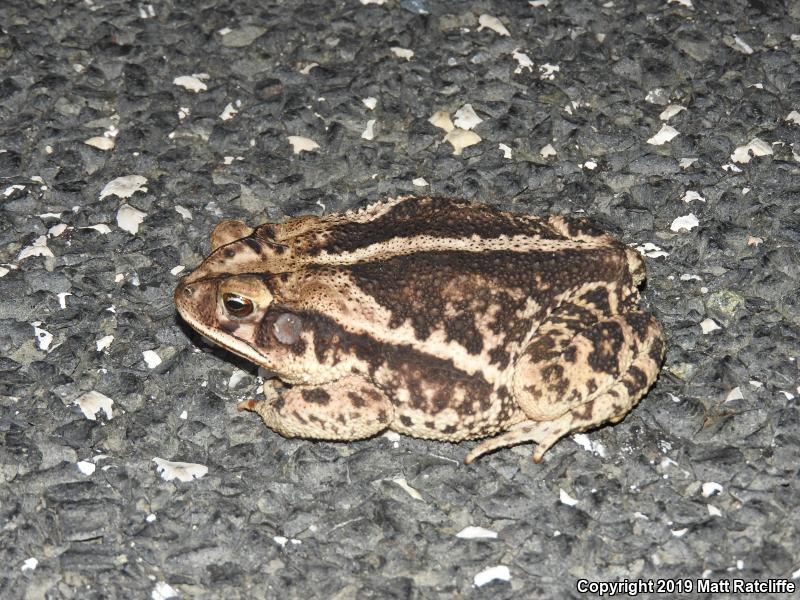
[542,364,569,396]
[489,346,510,367]
[580,287,612,314]
[445,312,483,354]
[348,392,366,408]
[399,415,413,427]
[562,345,577,363]
[649,336,665,364]
[558,301,600,326]
[571,399,595,421]
[624,311,651,340]
[622,365,648,394]
[525,336,557,362]
[243,236,263,254]
[348,249,608,352]
[586,321,625,375]
[301,388,331,405]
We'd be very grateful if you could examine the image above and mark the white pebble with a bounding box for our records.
[647,124,679,145]
[473,565,511,587]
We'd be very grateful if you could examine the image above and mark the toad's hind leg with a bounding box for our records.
[238,375,394,441]
[466,310,664,464]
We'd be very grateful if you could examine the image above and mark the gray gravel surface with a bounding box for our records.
[2,0,799,598]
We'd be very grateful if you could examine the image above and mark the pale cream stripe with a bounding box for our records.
[304,234,609,266]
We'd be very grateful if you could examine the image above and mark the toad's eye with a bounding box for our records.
[222,293,254,318]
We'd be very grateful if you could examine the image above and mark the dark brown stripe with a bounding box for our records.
[311,197,561,255]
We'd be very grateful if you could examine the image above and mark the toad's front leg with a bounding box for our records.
[238,375,394,441]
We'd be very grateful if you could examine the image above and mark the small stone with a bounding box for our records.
[477,14,510,36]
[659,105,686,121]
[700,318,721,334]
[151,581,179,600]
[361,119,376,140]
[75,391,114,420]
[220,102,238,121]
[32,322,53,351]
[473,565,511,587]
[96,335,114,352]
[671,213,699,232]
[680,190,705,203]
[559,488,579,506]
[456,526,498,539]
[730,138,772,163]
[152,457,208,482]
[539,63,559,80]
[444,129,481,155]
[429,110,454,132]
[647,124,679,145]
[725,387,744,402]
[390,47,414,60]
[287,136,320,154]
[219,26,266,48]
[645,88,669,105]
[732,35,753,55]
[539,143,556,157]
[21,558,38,573]
[142,350,162,369]
[117,204,147,234]
[83,224,112,234]
[173,74,208,92]
[511,49,533,73]
[392,478,423,501]
[453,104,483,130]
[84,136,115,150]
[18,235,54,260]
[77,461,96,475]
[100,175,148,200]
